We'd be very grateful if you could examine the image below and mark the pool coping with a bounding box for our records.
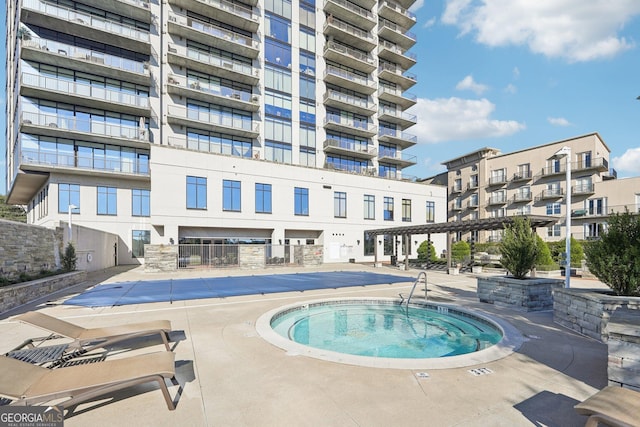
[256,297,526,370]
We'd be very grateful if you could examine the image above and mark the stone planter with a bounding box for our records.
[471,265,483,274]
[477,276,564,312]
[553,288,640,342]
[0,271,87,313]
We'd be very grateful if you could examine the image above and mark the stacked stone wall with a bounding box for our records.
[553,288,640,342]
[144,245,178,272]
[0,219,63,279]
[607,308,640,391]
[477,276,564,311]
[0,271,86,313]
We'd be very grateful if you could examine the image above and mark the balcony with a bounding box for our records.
[323,139,377,159]
[166,74,259,112]
[452,203,462,211]
[538,188,563,200]
[572,183,595,196]
[78,0,151,22]
[323,16,377,51]
[168,0,259,32]
[451,185,462,194]
[487,175,507,186]
[487,195,507,206]
[378,1,416,28]
[377,128,416,149]
[167,12,259,59]
[324,115,377,138]
[323,65,376,95]
[511,170,532,182]
[378,39,416,70]
[541,164,566,177]
[378,62,416,91]
[166,104,259,138]
[574,157,609,173]
[467,199,479,209]
[571,203,640,219]
[18,148,150,179]
[377,150,416,168]
[20,111,150,148]
[324,42,376,74]
[323,90,375,115]
[20,73,150,117]
[467,182,479,190]
[512,192,532,203]
[323,0,377,31]
[167,44,258,86]
[377,86,416,109]
[377,107,416,130]
[21,0,151,54]
[378,18,416,50]
[21,39,150,86]
[167,136,255,159]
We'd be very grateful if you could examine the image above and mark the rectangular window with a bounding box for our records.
[426,201,435,223]
[363,232,374,256]
[132,230,150,258]
[186,176,207,209]
[299,147,316,167]
[58,183,80,213]
[265,0,292,18]
[364,194,375,220]
[384,197,394,221]
[299,75,315,100]
[402,199,411,222]
[255,183,272,213]
[546,202,561,215]
[294,187,309,216]
[334,191,347,218]
[97,186,117,215]
[132,189,150,217]
[547,225,561,237]
[223,180,241,211]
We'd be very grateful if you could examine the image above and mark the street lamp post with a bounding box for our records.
[68,204,77,241]
[549,146,571,288]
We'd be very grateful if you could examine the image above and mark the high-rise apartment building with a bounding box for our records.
[441,133,640,243]
[6,0,446,266]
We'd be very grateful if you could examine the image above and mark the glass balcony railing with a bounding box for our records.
[378,149,416,163]
[324,16,375,43]
[182,46,257,78]
[378,62,416,81]
[21,38,148,74]
[378,1,416,20]
[167,105,258,133]
[379,39,416,60]
[324,89,373,110]
[19,148,149,175]
[323,0,375,21]
[198,0,257,21]
[325,114,375,133]
[377,127,417,143]
[21,111,148,141]
[325,41,375,65]
[324,65,373,88]
[23,0,150,42]
[167,74,257,104]
[22,73,149,108]
[378,86,417,102]
[378,106,416,122]
[168,12,258,49]
[379,18,416,42]
[324,138,376,155]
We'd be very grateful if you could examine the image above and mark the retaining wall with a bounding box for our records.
[477,276,564,311]
[0,271,87,313]
[553,288,640,342]
[607,308,640,391]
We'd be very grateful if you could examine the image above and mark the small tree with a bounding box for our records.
[535,235,554,267]
[417,240,437,262]
[500,217,539,279]
[451,240,470,265]
[584,211,640,296]
[62,243,78,272]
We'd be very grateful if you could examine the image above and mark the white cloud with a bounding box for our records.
[504,83,517,94]
[547,117,571,126]
[613,147,640,174]
[423,17,437,28]
[455,75,489,95]
[512,67,520,78]
[441,0,640,62]
[409,0,425,13]
[409,97,525,143]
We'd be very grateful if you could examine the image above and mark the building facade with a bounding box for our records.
[6,0,446,265]
[442,133,640,243]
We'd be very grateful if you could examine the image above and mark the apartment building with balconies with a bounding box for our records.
[441,133,640,243]
[6,0,439,266]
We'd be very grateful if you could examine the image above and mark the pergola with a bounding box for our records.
[365,215,558,271]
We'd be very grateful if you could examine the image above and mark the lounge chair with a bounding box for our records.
[574,386,640,427]
[15,311,172,353]
[0,351,176,410]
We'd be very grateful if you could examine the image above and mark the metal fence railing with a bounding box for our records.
[177,244,298,269]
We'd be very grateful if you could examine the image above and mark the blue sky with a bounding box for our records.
[2,1,640,195]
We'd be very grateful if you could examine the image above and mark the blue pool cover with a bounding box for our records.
[64,271,412,307]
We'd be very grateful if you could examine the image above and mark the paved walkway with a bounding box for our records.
[0,264,610,426]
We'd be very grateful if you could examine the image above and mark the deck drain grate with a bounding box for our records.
[468,367,493,376]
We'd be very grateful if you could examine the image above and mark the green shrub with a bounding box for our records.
[62,243,78,272]
[417,240,437,261]
[500,217,540,279]
[451,241,470,264]
[549,237,584,267]
[475,242,501,255]
[584,211,640,296]
[535,235,554,267]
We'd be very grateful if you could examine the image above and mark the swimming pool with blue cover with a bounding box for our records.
[63,271,412,307]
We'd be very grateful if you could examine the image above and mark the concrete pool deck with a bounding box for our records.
[0,264,610,426]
